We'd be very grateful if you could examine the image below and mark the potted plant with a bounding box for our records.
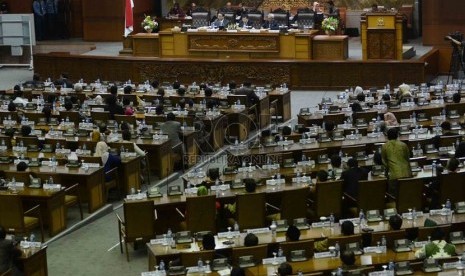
[321,17,339,35]
[141,15,159,33]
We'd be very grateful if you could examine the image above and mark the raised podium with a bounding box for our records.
[361,12,403,60]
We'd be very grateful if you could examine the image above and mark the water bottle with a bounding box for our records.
[432,160,437,177]
[301,154,306,162]
[270,220,277,236]
[336,267,343,276]
[159,260,165,271]
[329,213,335,228]
[445,199,452,210]
[334,242,340,257]
[234,222,240,232]
[49,176,53,185]
[11,177,16,185]
[197,258,204,271]
[388,261,395,271]
[29,233,35,242]
[278,247,283,257]
[381,235,387,247]
[359,209,365,227]
[166,228,172,243]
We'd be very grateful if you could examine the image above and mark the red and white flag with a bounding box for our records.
[124,0,134,37]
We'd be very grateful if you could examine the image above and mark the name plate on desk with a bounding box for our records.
[43,184,61,190]
[7,182,24,188]
[20,121,35,127]
[217,231,240,238]
[210,184,230,191]
[187,28,198,32]
[152,134,169,140]
[245,228,271,234]
[78,122,94,129]
[141,272,159,276]
[238,167,255,172]
[0,145,7,151]
[84,163,100,168]
[13,159,29,165]
[266,179,285,185]
[401,211,424,218]
[311,221,330,228]
[233,104,245,110]
[56,149,71,154]
[149,238,166,245]
[442,261,460,270]
[314,251,334,259]
[76,149,92,156]
[299,138,315,144]
[292,177,311,184]
[277,140,294,146]
[414,241,428,248]
[429,209,450,216]
[12,146,27,152]
[263,164,280,170]
[364,246,386,253]
[297,160,315,167]
[206,28,218,32]
[20,241,42,248]
[184,187,198,194]
[262,257,286,265]
[126,193,147,200]
[121,152,137,158]
[91,107,104,112]
[368,271,394,276]
[339,218,360,225]
[3,120,16,126]
[226,30,237,33]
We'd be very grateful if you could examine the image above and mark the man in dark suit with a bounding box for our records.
[212,13,229,28]
[0,226,21,275]
[262,13,279,30]
[54,72,73,88]
[235,82,260,105]
[340,158,368,199]
[238,14,252,28]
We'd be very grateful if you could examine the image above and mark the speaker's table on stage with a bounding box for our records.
[312,35,349,60]
[129,30,319,59]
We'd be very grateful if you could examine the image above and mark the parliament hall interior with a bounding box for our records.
[1,0,465,275]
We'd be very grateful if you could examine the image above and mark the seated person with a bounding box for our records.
[277,262,292,276]
[7,101,16,112]
[238,14,252,28]
[341,220,355,235]
[230,267,245,276]
[20,125,33,137]
[389,214,403,230]
[312,2,324,28]
[432,121,455,149]
[446,157,460,172]
[64,100,74,111]
[235,82,260,105]
[285,225,301,241]
[340,250,357,271]
[340,158,368,199]
[168,2,185,17]
[262,13,279,30]
[212,13,229,28]
[316,169,328,182]
[455,141,465,158]
[121,129,146,157]
[201,233,216,250]
[94,141,121,181]
[54,72,73,88]
[0,226,22,275]
[17,161,28,172]
[12,86,28,106]
[244,233,258,246]
[329,154,342,178]
[23,73,44,88]
[415,227,456,259]
[160,112,182,155]
[453,92,461,103]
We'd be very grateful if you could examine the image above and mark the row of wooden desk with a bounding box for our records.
[146,212,465,274]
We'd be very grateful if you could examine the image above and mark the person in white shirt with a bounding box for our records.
[12,86,28,106]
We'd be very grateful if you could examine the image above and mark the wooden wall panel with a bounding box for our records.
[422,0,465,46]
[34,53,426,90]
[70,0,83,38]
[3,0,31,13]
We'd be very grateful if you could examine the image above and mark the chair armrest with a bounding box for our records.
[24,204,41,216]
[343,193,356,203]
[175,207,185,219]
[105,167,119,180]
[266,202,280,212]
[172,141,183,150]
[385,192,396,200]
[65,183,79,193]
[116,213,125,226]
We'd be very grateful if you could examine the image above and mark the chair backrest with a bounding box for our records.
[340,145,367,158]
[60,110,80,124]
[314,180,343,218]
[181,250,215,267]
[16,136,39,147]
[34,172,63,185]
[114,114,136,126]
[175,115,194,127]
[192,12,210,27]
[76,140,98,153]
[439,135,462,148]
[3,171,31,186]
[371,229,406,249]
[396,178,424,213]
[118,94,139,106]
[273,12,289,27]
[91,111,111,122]
[357,179,387,212]
[323,113,345,125]
[247,13,263,29]
[0,194,25,232]
[279,239,314,259]
[328,234,362,249]
[227,95,248,106]
[302,148,328,162]
[438,172,465,205]
[79,156,103,165]
[417,224,451,241]
[108,142,135,154]
[280,187,309,222]
[186,195,217,233]
[144,114,166,126]
[123,200,156,242]
[224,12,235,24]
[353,111,378,123]
[297,12,314,29]
[231,244,268,266]
[236,192,266,230]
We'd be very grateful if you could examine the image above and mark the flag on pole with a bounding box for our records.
[124,0,134,37]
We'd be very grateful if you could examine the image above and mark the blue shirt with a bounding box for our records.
[45,0,57,14]
[33,0,45,16]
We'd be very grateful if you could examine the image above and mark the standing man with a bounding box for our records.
[33,0,46,41]
[45,0,57,39]
[381,128,412,196]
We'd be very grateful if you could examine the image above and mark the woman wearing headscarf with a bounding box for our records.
[94,141,121,180]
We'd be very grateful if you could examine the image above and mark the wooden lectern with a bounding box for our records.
[361,12,403,60]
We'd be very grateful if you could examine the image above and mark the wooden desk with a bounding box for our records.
[159,17,192,31]
[0,187,66,237]
[312,35,349,60]
[18,245,48,276]
[156,30,318,59]
[132,33,160,57]
[136,138,172,178]
[269,89,291,122]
